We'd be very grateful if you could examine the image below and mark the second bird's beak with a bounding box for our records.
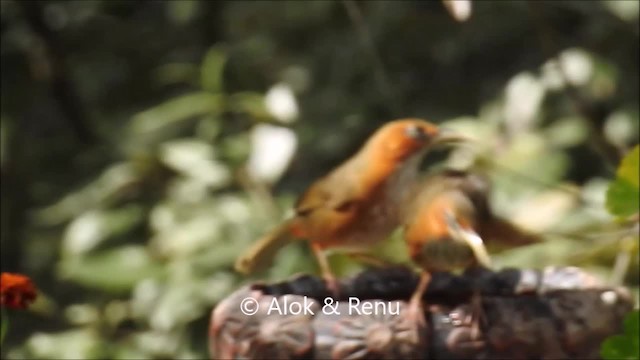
[433,128,469,146]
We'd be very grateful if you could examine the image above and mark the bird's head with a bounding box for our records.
[365,118,466,163]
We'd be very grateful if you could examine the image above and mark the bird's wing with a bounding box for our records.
[428,169,493,221]
[294,160,366,217]
[434,170,541,248]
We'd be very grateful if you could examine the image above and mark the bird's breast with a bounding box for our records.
[352,165,419,242]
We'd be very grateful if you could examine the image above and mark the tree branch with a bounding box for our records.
[209,266,631,359]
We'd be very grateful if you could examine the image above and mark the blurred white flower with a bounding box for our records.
[63,211,105,256]
[247,123,298,184]
[265,83,299,123]
[151,213,223,257]
[582,178,612,209]
[604,111,637,147]
[541,48,593,90]
[503,72,545,134]
[560,49,593,86]
[27,330,101,360]
[65,304,99,325]
[149,204,176,233]
[131,279,162,319]
[602,0,639,22]
[442,0,472,22]
[159,139,230,189]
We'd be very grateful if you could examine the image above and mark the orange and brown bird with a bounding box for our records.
[402,169,541,324]
[235,119,465,293]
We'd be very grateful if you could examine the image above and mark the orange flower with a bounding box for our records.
[0,272,37,309]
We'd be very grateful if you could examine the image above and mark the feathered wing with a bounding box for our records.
[435,170,543,248]
[235,160,365,274]
[479,217,542,249]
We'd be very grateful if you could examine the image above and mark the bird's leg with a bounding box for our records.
[469,291,486,340]
[311,243,340,298]
[444,211,490,339]
[464,264,488,341]
[344,251,392,268]
[406,271,431,327]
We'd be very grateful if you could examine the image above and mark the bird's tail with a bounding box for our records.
[234,220,295,275]
[480,217,542,249]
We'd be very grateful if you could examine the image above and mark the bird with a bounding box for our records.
[401,169,541,325]
[235,118,466,294]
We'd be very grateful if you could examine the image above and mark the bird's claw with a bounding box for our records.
[468,293,486,340]
[323,274,341,299]
[405,296,427,328]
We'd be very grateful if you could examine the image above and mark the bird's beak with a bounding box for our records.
[433,128,469,145]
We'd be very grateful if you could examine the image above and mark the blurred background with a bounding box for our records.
[1,0,638,358]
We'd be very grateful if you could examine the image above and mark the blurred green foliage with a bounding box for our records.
[0,1,638,358]
[600,147,639,360]
[601,310,640,360]
[1,312,7,345]
[607,145,639,217]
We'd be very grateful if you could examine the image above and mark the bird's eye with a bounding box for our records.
[404,124,427,141]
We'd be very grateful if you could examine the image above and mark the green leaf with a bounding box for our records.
[153,63,198,87]
[201,45,227,93]
[601,310,640,360]
[602,335,636,360]
[159,139,231,188]
[1,311,8,345]
[617,145,639,188]
[58,245,163,293]
[130,92,223,135]
[149,282,203,331]
[166,0,199,26]
[607,179,640,217]
[62,206,145,256]
[625,310,640,339]
[34,162,140,226]
[606,145,640,217]
[228,92,270,119]
[25,328,106,359]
